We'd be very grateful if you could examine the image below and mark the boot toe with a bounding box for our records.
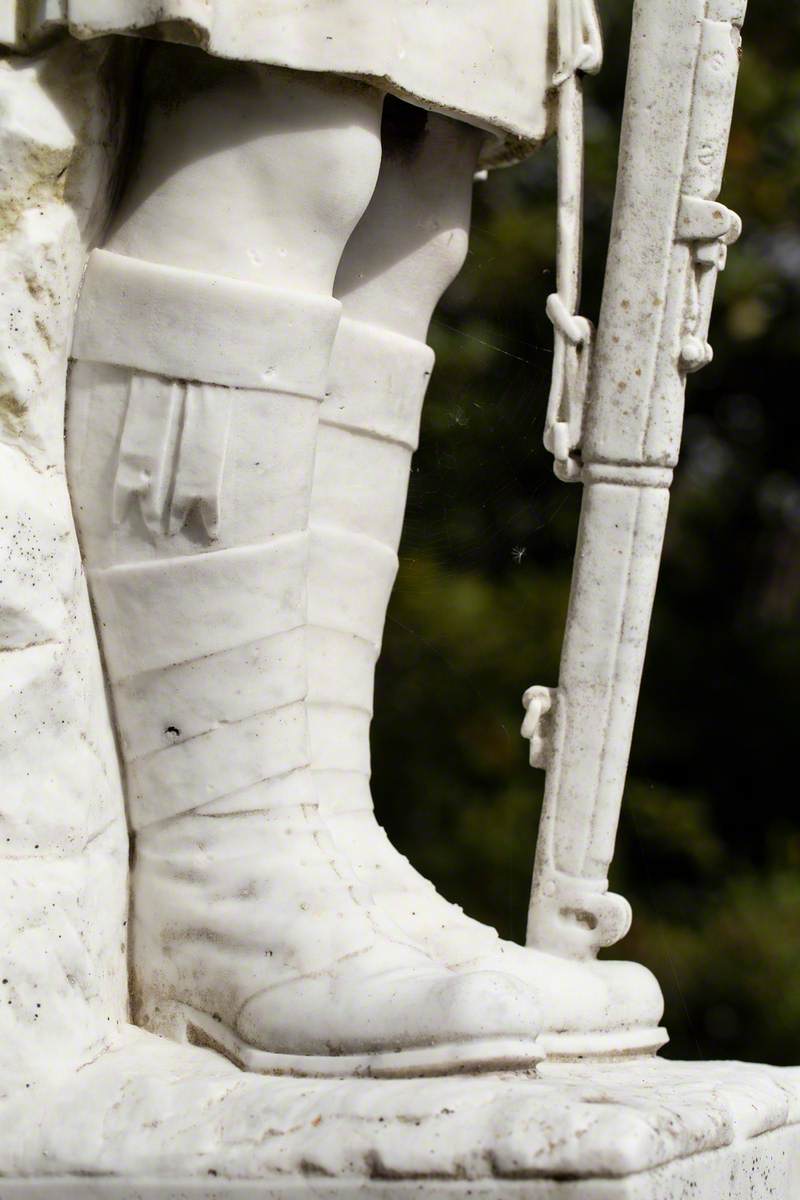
[430,969,542,1043]
[590,956,665,1031]
[235,962,542,1060]
[461,941,665,1048]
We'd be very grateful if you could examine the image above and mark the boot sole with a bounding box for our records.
[155,1001,545,1077]
[540,1024,669,1060]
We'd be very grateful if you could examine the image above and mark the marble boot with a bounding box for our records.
[308,106,666,1060]
[65,247,545,1077]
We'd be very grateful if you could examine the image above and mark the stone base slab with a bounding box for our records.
[0,1028,798,1199]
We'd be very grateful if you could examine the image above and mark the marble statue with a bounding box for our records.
[1,0,800,1196]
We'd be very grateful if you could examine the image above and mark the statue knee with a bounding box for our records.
[105,45,384,294]
[335,99,484,339]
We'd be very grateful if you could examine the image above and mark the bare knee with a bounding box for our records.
[106,45,384,294]
[335,99,484,339]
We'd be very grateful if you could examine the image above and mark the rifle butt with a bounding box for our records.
[527,468,670,958]
[525,0,745,960]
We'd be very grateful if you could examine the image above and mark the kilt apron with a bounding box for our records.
[3,0,555,164]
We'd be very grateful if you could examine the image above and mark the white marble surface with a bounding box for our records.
[2,14,798,1200]
[2,0,554,167]
[0,1027,798,1198]
[62,55,551,1077]
[0,36,134,1081]
[0,0,663,1091]
[523,0,746,991]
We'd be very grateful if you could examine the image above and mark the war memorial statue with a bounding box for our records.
[0,0,798,1195]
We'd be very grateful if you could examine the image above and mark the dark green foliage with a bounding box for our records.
[371,0,800,1063]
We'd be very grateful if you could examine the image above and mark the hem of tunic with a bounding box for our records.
[2,4,556,168]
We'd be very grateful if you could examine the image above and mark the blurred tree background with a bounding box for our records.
[372,0,800,1065]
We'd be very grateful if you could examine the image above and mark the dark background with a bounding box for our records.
[372,0,800,1065]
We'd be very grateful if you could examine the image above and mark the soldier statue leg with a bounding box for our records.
[66,45,544,1076]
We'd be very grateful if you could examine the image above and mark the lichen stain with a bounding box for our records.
[33,314,53,351]
[0,143,71,242]
[0,392,27,439]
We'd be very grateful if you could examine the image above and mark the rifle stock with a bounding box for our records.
[525,0,746,959]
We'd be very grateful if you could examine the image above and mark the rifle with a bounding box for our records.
[524,0,746,960]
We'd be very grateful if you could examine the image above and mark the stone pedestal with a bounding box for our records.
[0,1029,798,1199]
